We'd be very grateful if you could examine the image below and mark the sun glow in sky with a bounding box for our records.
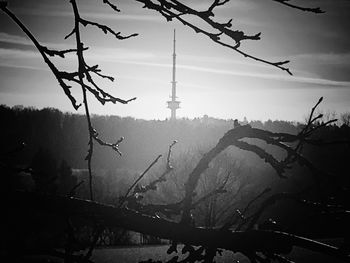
[0,0,349,121]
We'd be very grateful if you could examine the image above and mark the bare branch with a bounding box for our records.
[303,119,338,137]
[135,0,295,74]
[192,171,230,207]
[41,46,89,58]
[242,188,272,216]
[119,154,162,207]
[79,18,138,39]
[233,140,287,177]
[100,0,121,12]
[0,5,81,110]
[84,63,115,82]
[135,140,177,194]
[180,125,295,224]
[70,0,95,200]
[68,180,84,197]
[92,129,124,156]
[272,0,324,14]
[208,0,231,15]
[245,192,305,230]
[64,27,76,39]
[268,253,295,263]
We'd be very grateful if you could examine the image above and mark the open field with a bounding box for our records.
[92,244,345,263]
[92,245,245,263]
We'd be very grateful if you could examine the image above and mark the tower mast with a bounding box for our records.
[167,29,180,120]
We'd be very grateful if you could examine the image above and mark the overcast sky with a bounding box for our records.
[0,0,349,121]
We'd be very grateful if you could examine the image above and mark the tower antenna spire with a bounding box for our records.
[167,29,180,120]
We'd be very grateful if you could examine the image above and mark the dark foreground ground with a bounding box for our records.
[92,244,345,263]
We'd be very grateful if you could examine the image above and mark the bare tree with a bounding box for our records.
[341,112,350,126]
[2,1,349,263]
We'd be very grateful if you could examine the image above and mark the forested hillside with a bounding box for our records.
[0,105,300,171]
[2,105,349,213]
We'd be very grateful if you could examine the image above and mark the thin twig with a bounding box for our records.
[135,140,177,194]
[272,0,324,13]
[192,171,231,207]
[119,154,162,208]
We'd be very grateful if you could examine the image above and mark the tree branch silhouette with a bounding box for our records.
[7,190,350,262]
[3,1,350,263]
[134,140,177,195]
[272,0,324,13]
[135,0,323,75]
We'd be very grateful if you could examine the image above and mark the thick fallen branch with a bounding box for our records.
[4,191,349,262]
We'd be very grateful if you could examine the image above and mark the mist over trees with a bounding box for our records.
[0,104,300,171]
[2,105,349,208]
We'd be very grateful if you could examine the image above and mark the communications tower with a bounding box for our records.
[167,29,180,120]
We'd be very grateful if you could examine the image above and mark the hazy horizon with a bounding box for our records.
[2,103,337,125]
[1,0,349,121]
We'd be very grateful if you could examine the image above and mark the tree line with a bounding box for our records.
[0,104,301,171]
